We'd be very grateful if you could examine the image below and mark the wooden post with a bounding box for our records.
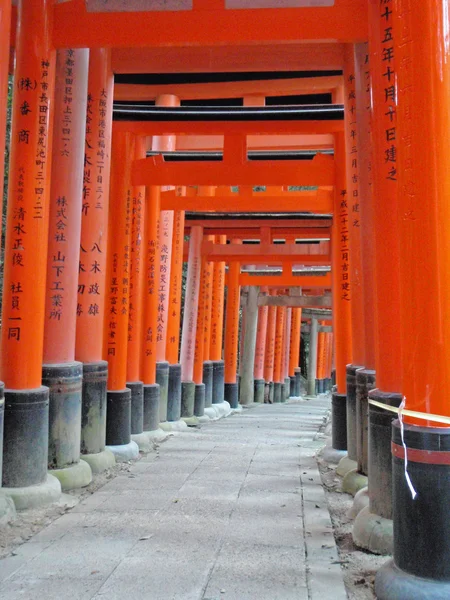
[224,256,241,409]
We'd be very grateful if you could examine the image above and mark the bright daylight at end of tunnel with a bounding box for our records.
[0,1,447,599]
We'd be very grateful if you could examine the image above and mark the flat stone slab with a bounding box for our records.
[0,398,347,600]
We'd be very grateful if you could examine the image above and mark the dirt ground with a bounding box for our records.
[317,427,388,600]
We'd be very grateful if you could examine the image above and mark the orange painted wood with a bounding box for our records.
[75,49,113,364]
[141,186,161,385]
[263,293,277,384]
[193,253,208,385]
[126,137,146,382]
[289,307,302,377]
[115,76,342,102]
[224,244,241,385]
[343,43,365,366]
[160,189,333,213]
[166,209,185,365]
[210,234,226,362]
[202,242,331,265]
[44,49,89,364]
[238,274,332,288]
[393,0,450,422]
[0,0,11,224]
[53,1,368,49]
[254,288,269,381]
[331,132,353,393]
[175,134,334,152]
[368,0,401,393]
[0,0,55,388]
[273,305,286,384]
[103,131,134,390]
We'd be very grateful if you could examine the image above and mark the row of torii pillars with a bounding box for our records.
[2,0,450,598]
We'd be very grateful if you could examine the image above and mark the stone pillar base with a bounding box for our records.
[212,360,225,404]
[50,459,92,491]
[160,420,188,432]
[375,561,450,600]
[81,361,108,456]
[294,367,302,396]
[0,492,16,526]
[353,506,393,556]
[280,382,286,402]
[203,361,213,408]
[131,431,153,452]
[284,377,291,399]
[81,449,116,474]
[143,384,160,432]
[332,392,347,451]
[348,486,369,519]
[336,455,357,478]
[106,440,139,462]
[181,381,196,418]
[106,388,131,447]
[3,474,61,511]
[194,383,205,417]
[127,381,144,436]
[342,468,368,496]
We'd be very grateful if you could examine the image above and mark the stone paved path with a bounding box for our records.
[0,397,348,600]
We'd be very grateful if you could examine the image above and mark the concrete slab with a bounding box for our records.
[0,399,348,600]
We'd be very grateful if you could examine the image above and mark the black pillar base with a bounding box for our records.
[273,382,282,403]
[156,361,169,422]
[143,384,160,432]
[126,381,144,435]
[369,389,402,519]
[181,381,196,418]
[43,362,83,470]
[3,386,49,487]
[167,363,182,422]
[356,368,376,476]
[294,367,302,396]
[268,381,274,403]
[331,368,336,387]
[289,376,295,398]
[106,388,131,446]
[346,364,365,462]
[194,383,205,417]
[325,378,332,392]
[375,420,450,599]
[332,392,347,451]
[212,360,225,404]
[224,382,239,409]
[280,382,286,402]
[318,379,325,394]
[81,361,108,456]
[203,361,213,408]
[254,378,265,403]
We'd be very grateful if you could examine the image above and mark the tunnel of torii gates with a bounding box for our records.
[0,0,450,597]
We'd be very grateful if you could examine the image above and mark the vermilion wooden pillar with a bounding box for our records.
[125,136,149,450]
[179,225,203,421]
[201,232,215,408]
[331,131,353,453]
[153,94,179,426]
[210,234,226,405]
[75,49,114,472]
[193,252,208,417]
[141,185,161,432]
[263,292,277,403]
[224,257,241,409]
[273,304,286,403]
[376,0,450,595]
[282,306,292,400]
[42,48,92,490]
[354,0,403,557]
[342,44,366,469]
[103,131,138,461]
[166,207,185,422]
[289,306,302,396]
[0,0,11,221]
[253,287,268,403]
[316,329,325,394]
[1,0,59,505]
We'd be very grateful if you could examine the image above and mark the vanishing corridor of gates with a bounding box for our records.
[0,1,450,598]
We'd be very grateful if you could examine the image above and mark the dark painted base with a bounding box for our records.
[127,381,144,435]
[156,361,169,422]
[224,382,239,409]
[331,369,336,387]
[167,364,182,422]
[294,368,302,396]
[318,379,325,394]
[268,381,274,403]
[106,388,131,446]
[43,362,83,470]
[264,382,270,404]
[254,379,265,403]
[212,360,225,404]
[325,378,332,392]
[332,392,347,451]
[369,389,402,519]
[375,560,450,600]
[346,363,365,463]
[194,383,205,417]
[384,421,450,589]
[143,383,160,431]
[181,381,196,418]
[3,386,49,488]
[80,361,108,456]
[284,377,290,399]
[289,376,295,398]
[356,368,376,476]
[203,361,213,408]
[273,382,282,403]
